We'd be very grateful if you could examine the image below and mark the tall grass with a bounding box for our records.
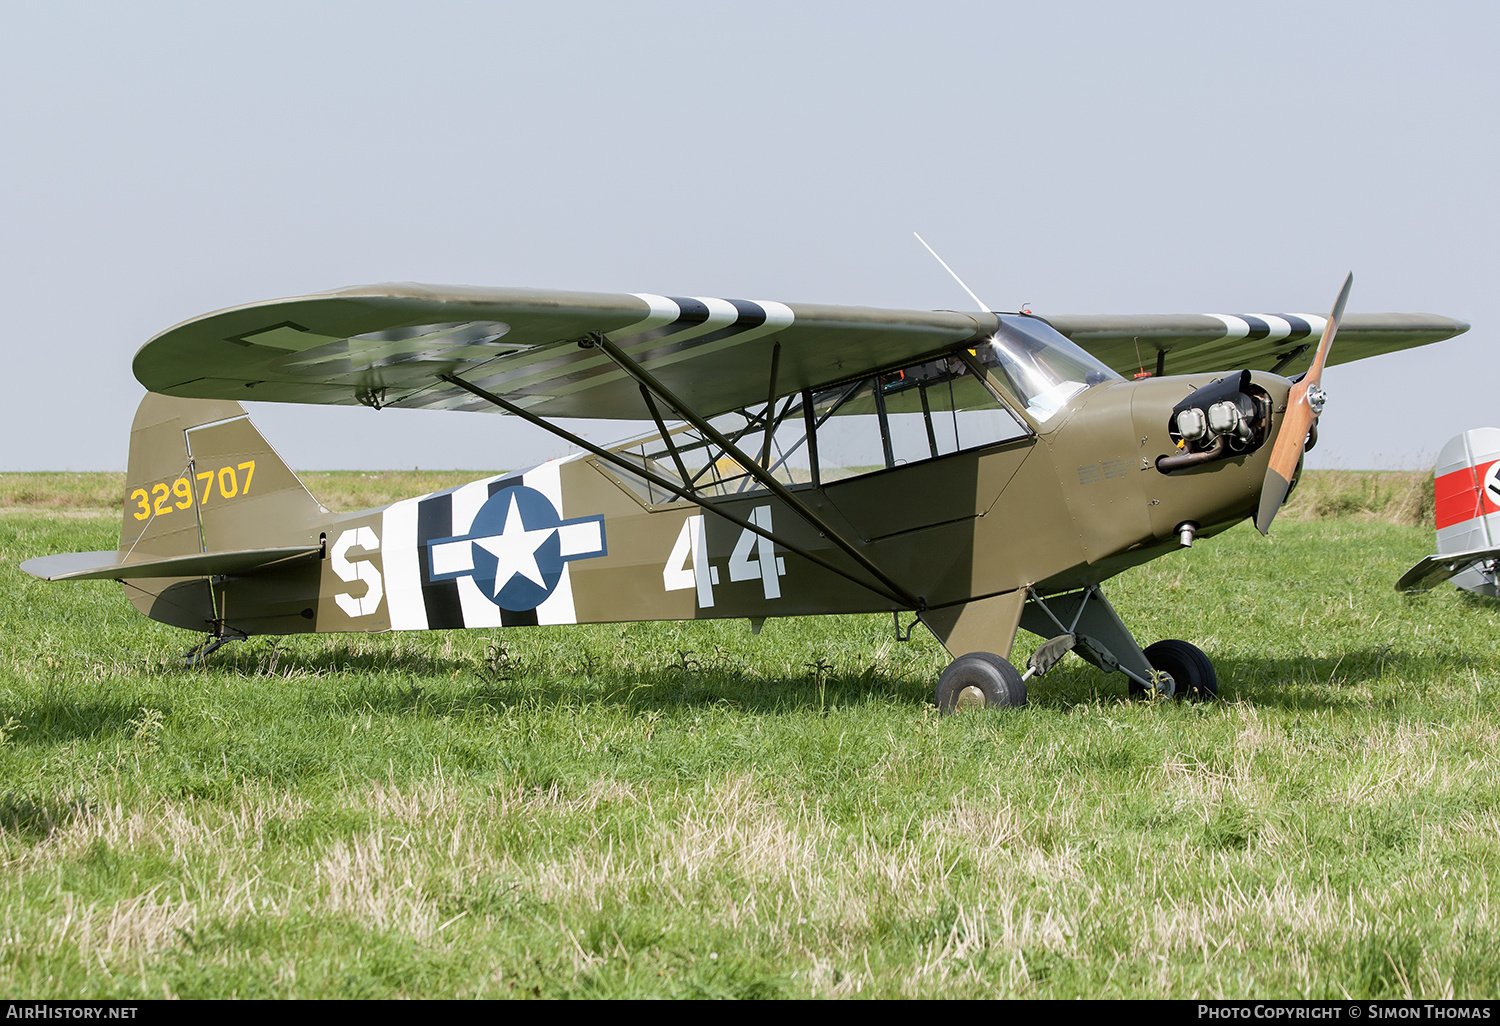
[0,472,1494,998]
[1282,469,1435,526]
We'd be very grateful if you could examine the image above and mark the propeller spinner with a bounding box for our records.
[1254,272,1353,534]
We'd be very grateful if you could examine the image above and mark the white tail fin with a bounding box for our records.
[1424,427,1500,597]
[1434,428,1500,554]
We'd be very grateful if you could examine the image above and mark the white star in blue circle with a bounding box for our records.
[428,486,607,611]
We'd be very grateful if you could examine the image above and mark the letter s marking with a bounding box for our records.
[331,526,384,618]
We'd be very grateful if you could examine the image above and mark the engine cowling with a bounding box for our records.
[1157,370,1273,473]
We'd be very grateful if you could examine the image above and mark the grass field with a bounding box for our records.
[1,469,1495,999]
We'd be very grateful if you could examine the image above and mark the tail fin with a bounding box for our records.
[1423,427,1500,597]
[1434,428,1500,556]
[122,393,326,560]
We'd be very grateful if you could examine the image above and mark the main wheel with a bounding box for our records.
[935,652,1027,713]
[1135,639,1218,700]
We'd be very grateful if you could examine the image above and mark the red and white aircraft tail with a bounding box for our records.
[1397,428,1500,596]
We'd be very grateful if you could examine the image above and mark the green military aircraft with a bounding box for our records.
[21,275,1468,709]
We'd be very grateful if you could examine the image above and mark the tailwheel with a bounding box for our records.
[1133,639,1217,700]
[183,626,247,666]
[935,652,1027,713]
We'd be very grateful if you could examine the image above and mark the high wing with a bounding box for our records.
[133,283,1469,419]
[134,284,997,420]
[1043,311,1470,378]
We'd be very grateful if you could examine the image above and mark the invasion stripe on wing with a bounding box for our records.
[403,292,686,413]
[516,295,795,403]
[1205,313,1327,344]
[641,298,794,373]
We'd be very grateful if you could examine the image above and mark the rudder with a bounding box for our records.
[1433,428,1500,555]
[122,393,326,561]
[1432,427,1500,598]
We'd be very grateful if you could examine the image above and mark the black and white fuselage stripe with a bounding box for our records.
[382,457,596,630]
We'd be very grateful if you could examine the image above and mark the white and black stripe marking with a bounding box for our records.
[382,458,597,630]
[1205,313,1328,343]
[497,295,796,402]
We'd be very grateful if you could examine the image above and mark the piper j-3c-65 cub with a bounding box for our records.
[22,274,1467,710]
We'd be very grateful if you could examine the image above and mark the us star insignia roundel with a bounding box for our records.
[426,486,606,611]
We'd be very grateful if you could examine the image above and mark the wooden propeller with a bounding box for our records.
[1254,273,1353,535]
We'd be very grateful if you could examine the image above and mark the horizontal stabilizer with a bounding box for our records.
[1395,545,1500,593]
[20,545,321,582]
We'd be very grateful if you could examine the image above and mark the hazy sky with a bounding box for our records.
[2,1,1494,472]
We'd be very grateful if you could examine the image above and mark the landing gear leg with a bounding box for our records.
[1018,586,1215,699]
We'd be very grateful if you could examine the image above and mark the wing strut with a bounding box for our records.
[759,341,782,469]
[587,333,924,610]
[1270,344,1311,376]
[638,385,694,486]
[437,373,921,609]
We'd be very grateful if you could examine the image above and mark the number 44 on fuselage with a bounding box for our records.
[21,279,1467,709]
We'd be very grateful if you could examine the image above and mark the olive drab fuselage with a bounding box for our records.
[119,369,1293,658]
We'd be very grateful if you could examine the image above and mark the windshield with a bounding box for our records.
[973,315,1121,423]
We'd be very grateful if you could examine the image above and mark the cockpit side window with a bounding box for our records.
[813,351,1030,482]
[595,343,1041,505]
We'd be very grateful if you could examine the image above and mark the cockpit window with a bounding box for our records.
[973,315,1121,423]
[595,345,1035,505]
[812,353,1029,481]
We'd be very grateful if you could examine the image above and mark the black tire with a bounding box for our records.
[935,652,1027,713]
[1135,639,1218,700]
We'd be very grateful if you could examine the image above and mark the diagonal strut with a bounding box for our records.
[437,372,918,608]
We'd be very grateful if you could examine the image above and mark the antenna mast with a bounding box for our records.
[913,232,992,313]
